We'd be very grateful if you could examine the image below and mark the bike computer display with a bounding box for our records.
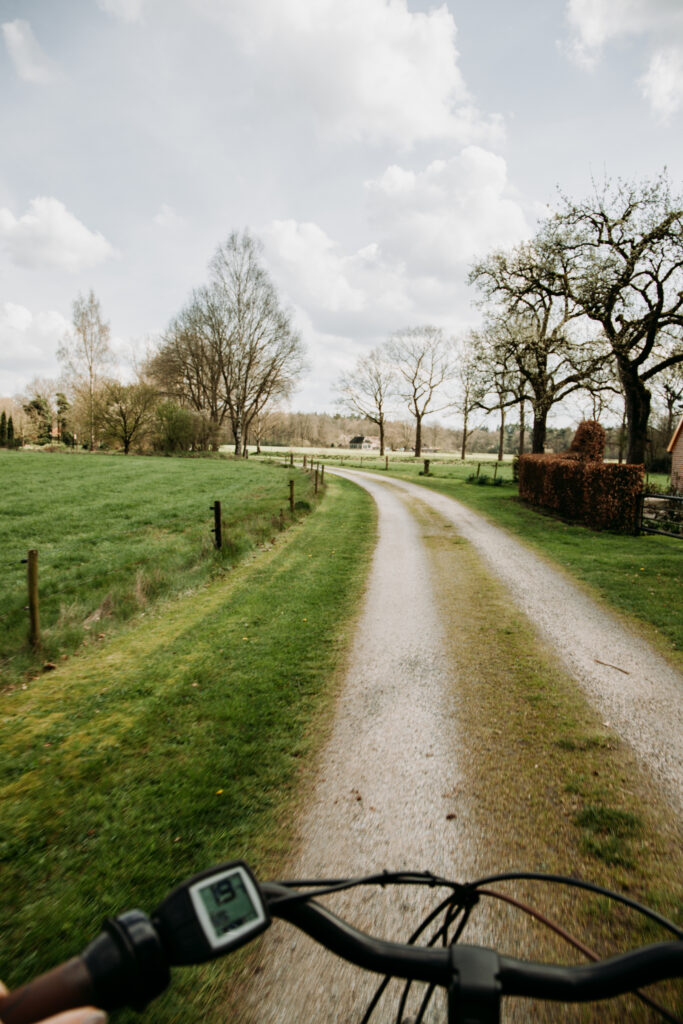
[153,861,270,964]
[190,866,266,950]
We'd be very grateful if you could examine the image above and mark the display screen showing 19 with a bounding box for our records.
[198,874,258,939]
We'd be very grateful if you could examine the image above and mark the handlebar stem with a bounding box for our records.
[448,946,501,1024]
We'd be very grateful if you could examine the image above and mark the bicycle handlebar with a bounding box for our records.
[1,879,681,1024]
[265,883,683,1001]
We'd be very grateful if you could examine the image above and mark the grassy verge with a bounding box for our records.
[0,475,375,1023]
[0,451,316,688]
[416,500,682,1021]
[323,456,682,662]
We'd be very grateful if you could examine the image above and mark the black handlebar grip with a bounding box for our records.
[0,956,96,1024]
[0,911,170,1024]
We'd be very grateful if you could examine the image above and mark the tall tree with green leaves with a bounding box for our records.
[55,392,70,443]
[22,396,52,443]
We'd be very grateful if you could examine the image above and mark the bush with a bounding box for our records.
[518,421,643,533]
[564,420,605,462]
[153,402,216,453]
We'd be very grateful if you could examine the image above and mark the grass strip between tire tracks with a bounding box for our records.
[0,475,376,1023]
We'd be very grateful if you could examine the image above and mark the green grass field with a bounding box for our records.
[0,451,317,688]
[316,454,682,660]
[0,469,376,1020]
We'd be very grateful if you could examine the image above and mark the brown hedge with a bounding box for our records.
[518,446,644,533]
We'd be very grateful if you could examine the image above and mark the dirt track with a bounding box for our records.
[233,469,683,1022]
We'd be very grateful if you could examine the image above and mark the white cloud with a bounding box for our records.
[2,19,61,84]
[198,0,501,147]
[564,0,683,117]
[261,147,529,345]
[365,146,531,272]
[96,0,145,24]
[0,197,116,271]
[566,0,683,53]
[0,302,69,387]
[639,47,683,118]
[263,221,366,314]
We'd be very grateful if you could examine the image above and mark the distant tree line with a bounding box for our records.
[5,176,682,467]
[8,232,306,457]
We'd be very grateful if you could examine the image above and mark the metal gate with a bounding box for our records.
[638,492,683,537]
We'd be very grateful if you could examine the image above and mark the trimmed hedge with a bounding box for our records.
[518,422,644,533]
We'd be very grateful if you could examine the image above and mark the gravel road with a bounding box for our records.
[368,471,683,818]
[237,471,488,1022]
[234,468,682,1022]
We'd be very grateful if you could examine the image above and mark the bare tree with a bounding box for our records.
[542,173,683,463]
[210,232,305,456]
[470,243,608,453]
[386,326,453,457]
[451,337,487,460]
[149,287,231,449]
[469,327,528,460]
[58,291,112,450]
[150,232,305,456]
[336,347,396,456]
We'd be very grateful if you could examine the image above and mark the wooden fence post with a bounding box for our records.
[289,479,295,513]
[476,463,481,478]
[321,464,325,483]
[493,462,498,480]
[27,549,40,650]
[385,455,389,470]
[423,459,430,475]
[314,468,319,494]
[290,452,294,467]
[303,455,307,470]
[211,500,222,549]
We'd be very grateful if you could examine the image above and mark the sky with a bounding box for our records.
[1,0,683,421]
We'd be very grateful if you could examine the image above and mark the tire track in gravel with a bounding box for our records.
[342,470,683,820]
[234,471,491,1023]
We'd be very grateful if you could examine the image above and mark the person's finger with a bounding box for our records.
[38,1010,106,1024]
[0,985,106,1024]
